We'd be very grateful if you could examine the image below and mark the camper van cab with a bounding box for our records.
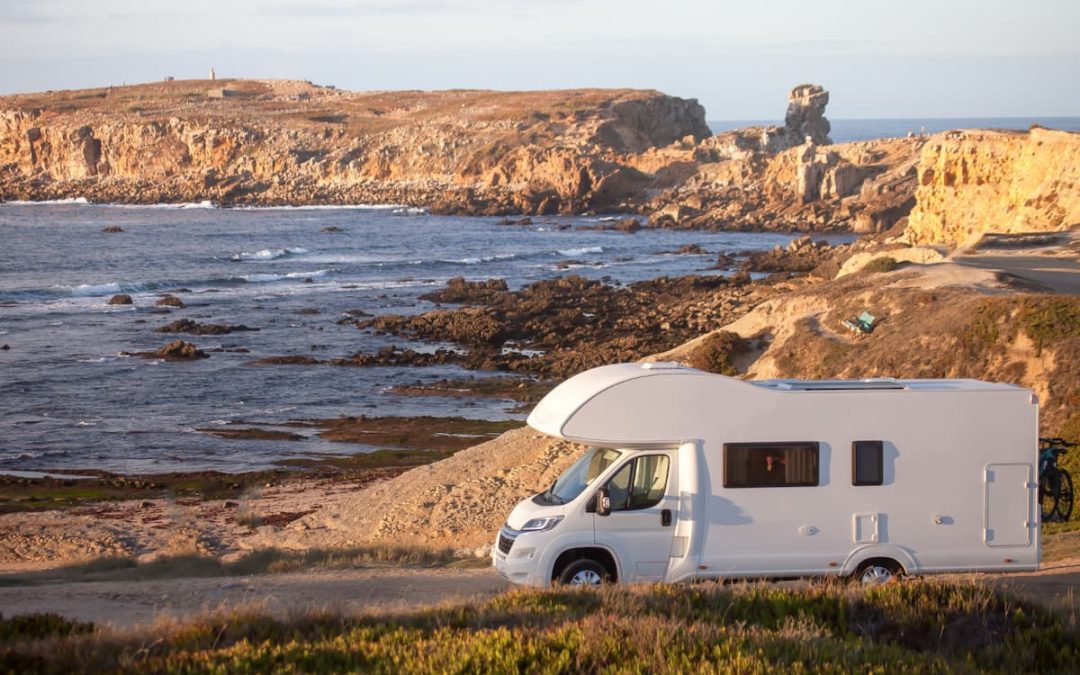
[493,363,1040,586]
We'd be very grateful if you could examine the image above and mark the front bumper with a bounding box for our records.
[491,526,542,585]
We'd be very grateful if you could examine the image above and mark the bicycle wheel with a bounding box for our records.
[1054,470,1074,521]
[1040,472,1059,522]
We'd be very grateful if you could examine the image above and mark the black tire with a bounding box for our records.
[854,558,903,586]
[557,559,611,586]
[1040,471,1060,522]
[1055,470,1074,521]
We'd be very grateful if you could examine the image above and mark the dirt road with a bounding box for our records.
[2,561,1078,629]
[0,567,508,628]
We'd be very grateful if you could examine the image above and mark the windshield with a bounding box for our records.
[543,447,623,505]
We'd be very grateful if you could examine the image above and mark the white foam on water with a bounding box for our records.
[71,282,123,296]
[5,197,90,205]
[557,246,604,256]
[233,204,405,211]
[239,269,330,283]
[231,247,308,262]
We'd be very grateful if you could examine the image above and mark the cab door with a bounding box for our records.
[593,451,678,581]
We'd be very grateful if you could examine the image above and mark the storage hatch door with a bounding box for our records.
[983,463,1035,548]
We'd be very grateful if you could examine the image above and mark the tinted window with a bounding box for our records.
[724,442,819,487]
[853,441,884,486]
[605,455,670,511]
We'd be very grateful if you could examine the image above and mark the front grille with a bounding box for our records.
[498,532,515,554]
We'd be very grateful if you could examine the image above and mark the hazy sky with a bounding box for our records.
[2,0,1077,119]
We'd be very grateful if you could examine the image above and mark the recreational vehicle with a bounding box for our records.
[493,362,1040,586]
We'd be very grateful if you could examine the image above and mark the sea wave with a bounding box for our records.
[239,269,330,283]
[231,247,308,262]
[6,197,91,206]
[233,204,404,211]
[557,246,604,256]
[438,253,518,265]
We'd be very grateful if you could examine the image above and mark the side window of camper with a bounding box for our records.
[852,441,884,486]
[723,442,819,488]
[605,455,670,511]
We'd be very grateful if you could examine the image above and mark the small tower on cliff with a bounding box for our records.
[209,68,216,81]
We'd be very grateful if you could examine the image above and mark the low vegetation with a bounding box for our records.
[1,581,1076,673]
[687,331,751,376]
[860,256,903,273]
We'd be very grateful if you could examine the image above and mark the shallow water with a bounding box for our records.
[0,204,844,473]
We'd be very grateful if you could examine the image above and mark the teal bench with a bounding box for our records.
[842,311,878,335]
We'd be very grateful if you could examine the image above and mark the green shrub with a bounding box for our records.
[861,256,902,274]
[687,331,750,376]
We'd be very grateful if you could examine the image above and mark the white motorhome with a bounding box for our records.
[493,362,1040,586]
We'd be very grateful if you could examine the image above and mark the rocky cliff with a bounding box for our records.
[0,80,710,213]
[905,128,1080,247]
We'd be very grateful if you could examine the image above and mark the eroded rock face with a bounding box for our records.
[785,84,831,145]
[0,82,710,215]
[905,128,1080,246]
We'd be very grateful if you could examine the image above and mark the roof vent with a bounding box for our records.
[641,361,684,370]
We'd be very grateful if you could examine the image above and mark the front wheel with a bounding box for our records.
[855,559,903,585]
[557,559,610,586]
[1055,470,1074,521]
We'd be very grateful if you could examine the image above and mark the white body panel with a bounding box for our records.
[493,363,1040,586]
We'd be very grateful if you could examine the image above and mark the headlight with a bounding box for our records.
[519,516,564,532]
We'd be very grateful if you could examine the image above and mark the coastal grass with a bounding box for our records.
[2,580,1077,673]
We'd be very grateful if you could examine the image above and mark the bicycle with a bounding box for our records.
[1038,437,1075,522]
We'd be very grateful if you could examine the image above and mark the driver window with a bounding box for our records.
[606,462,633,512]
[605,455,670,512]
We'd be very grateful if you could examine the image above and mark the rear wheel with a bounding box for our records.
[558,559,610,586]
[855,559,903,585]
[1055,471,1074,521]
[1040,471,1060,522]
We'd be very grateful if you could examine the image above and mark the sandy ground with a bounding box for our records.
[0,427,579,573]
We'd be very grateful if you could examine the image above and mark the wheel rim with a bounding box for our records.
[569,569,603,586]
[859,565,894,585]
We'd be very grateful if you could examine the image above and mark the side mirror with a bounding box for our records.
[596,487,611,516]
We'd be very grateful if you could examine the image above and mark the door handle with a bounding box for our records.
[661,509,672,527]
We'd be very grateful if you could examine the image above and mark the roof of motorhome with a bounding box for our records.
[526,362,1027,440]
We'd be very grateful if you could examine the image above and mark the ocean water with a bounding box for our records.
[0,203,848,474]
[708,117,1080,143]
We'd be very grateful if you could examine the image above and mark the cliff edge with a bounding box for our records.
[905,128,1080,247]
[0,79,709,213]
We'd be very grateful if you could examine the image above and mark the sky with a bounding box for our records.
[1,0,1078,119]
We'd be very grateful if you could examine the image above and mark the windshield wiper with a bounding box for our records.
[543,480,565,505]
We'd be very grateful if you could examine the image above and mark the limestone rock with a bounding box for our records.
[785,84,831,145]
[905,128,1080,247]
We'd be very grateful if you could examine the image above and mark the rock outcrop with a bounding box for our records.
[0,80,710,215]
[905,128,1080,247]
[642,84,922,233]
[785,84,831,145]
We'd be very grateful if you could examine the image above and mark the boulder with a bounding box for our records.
[155,294,185,308]
[139,340,208,360]
[107,294,132,305]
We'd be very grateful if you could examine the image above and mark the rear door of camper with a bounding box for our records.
[593,450,678,582]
